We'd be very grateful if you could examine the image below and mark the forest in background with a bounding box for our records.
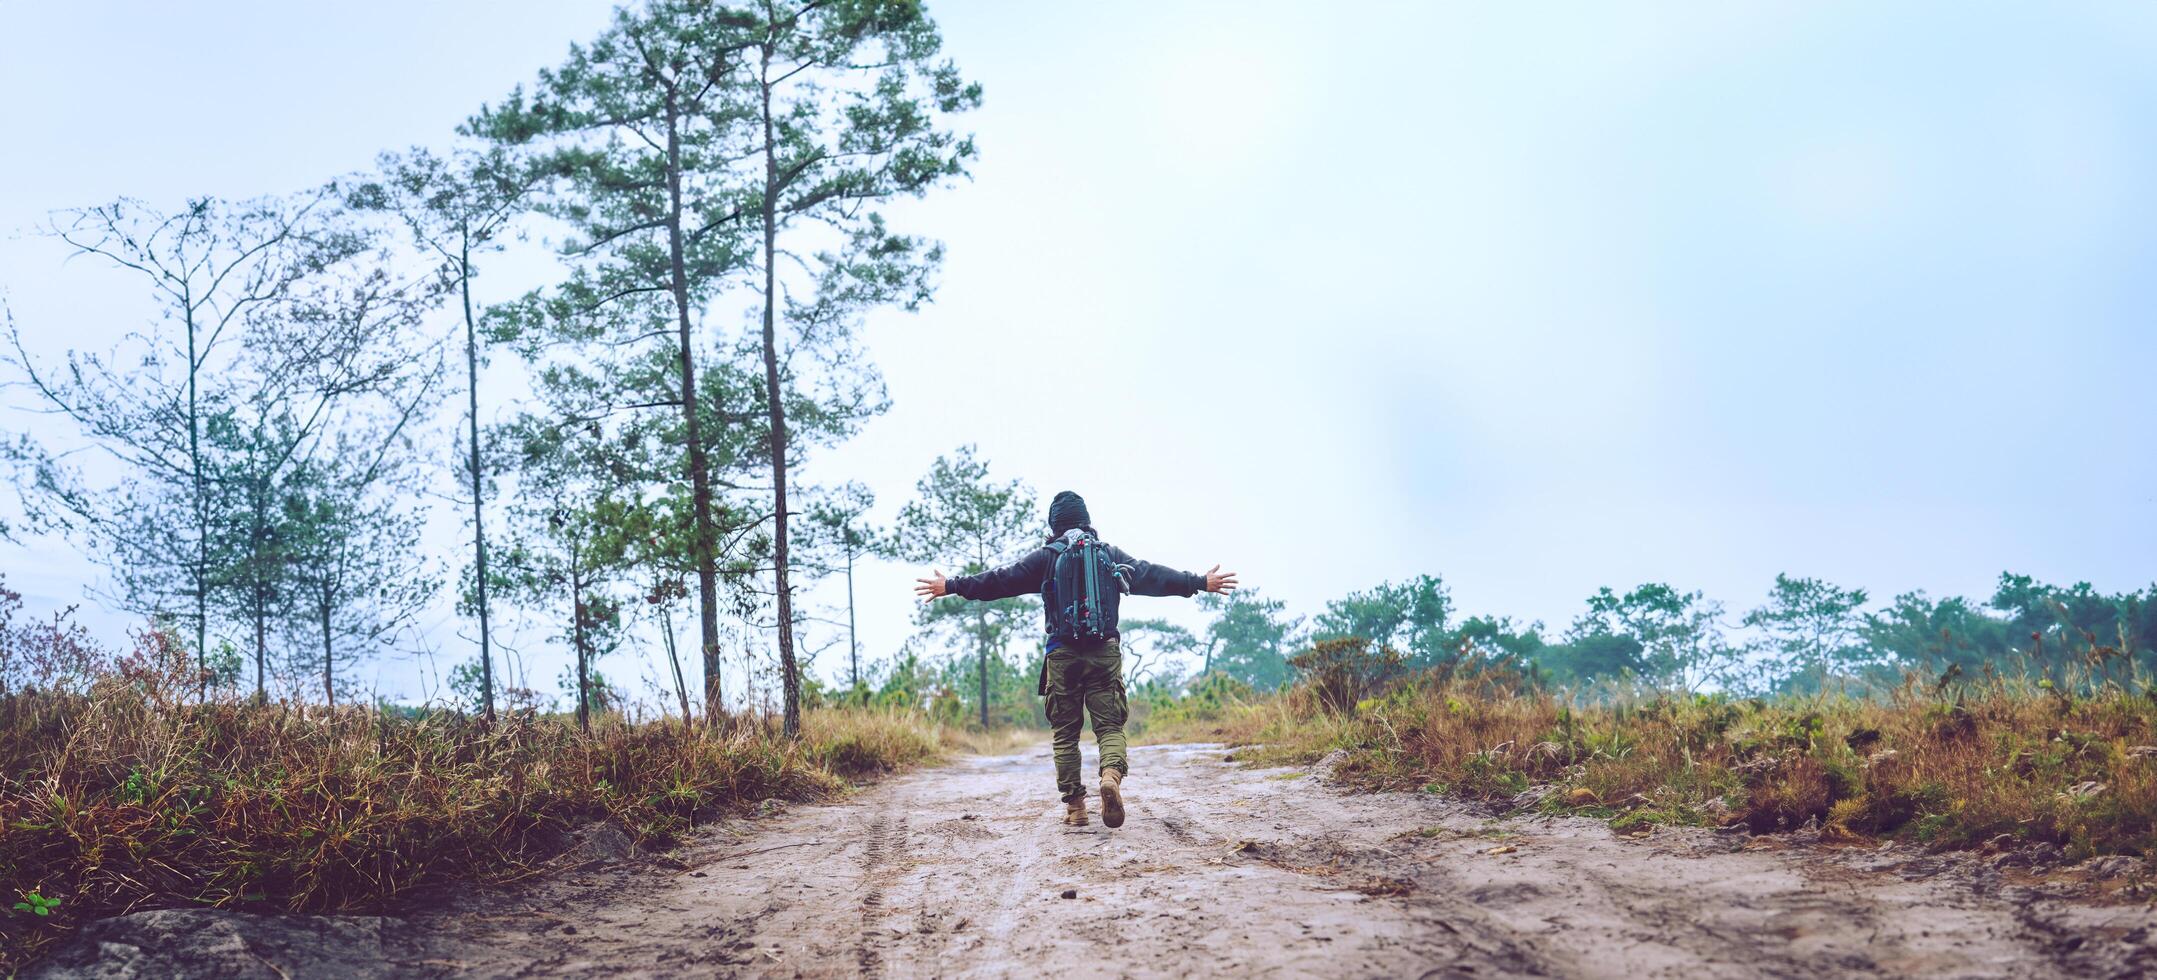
[2,0,2148,736]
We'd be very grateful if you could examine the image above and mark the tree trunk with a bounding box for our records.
[186,298,208,698]
[572,565,590,733]
[253,593,267,702]
[661,604,693,723]
[845,540,858,693]
[759,46,802,739]
[320,587,334,707]
[661,92,726,724]
[250,479,270,703]
[977,606,990,728]
[460,227,497,724]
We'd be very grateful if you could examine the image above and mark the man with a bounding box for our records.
[914,490,1237,828]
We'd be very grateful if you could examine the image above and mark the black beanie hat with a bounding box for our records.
[1048,490,1090,535]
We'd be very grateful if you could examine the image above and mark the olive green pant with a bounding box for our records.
[1044,638,1127,803]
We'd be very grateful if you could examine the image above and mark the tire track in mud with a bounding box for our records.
[1140,749,1562,977]
[977,798,1059,954]
[1142,775,1235,856]
[1156,808,1206,848]
[854,808,904,977]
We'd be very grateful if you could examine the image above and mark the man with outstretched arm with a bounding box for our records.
[915,490,1237,828]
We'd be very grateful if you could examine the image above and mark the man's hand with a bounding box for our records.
[1204,565,1239,594]
[914,569,949,602]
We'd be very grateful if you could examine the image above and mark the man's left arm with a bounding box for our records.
[1109,545,1238,597]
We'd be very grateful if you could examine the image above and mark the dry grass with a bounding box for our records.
[0,662,950,969]
[1149,668,2157,859]
[940,725,1041,756]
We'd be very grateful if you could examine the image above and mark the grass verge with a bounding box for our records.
[1141,669,2156,859]
[0,677,949,969]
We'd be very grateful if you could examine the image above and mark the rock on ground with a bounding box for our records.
[28,908,411,980]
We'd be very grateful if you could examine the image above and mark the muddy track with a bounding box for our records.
[854,808,890,976]
[31,743,2157,979]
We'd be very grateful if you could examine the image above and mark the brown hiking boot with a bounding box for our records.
[1063,799,1088,827]
[1099,769,1125,828]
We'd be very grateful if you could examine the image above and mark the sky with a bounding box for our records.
[3,2,2154,707]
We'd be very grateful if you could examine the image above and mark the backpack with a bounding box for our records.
[1043,529,1128,646]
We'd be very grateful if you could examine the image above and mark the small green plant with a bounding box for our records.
[119,768,150,804]
[13,891,60,917]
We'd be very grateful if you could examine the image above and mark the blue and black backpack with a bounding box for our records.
[1043,528,1130,647]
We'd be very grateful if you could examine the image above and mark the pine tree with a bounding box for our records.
[798,482,880,695]
[891,447,1036,728]
[469,1,758,722]
[352,147,539,721]
[734,0,981,737]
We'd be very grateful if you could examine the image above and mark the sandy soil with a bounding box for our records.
[33,742,2157,979]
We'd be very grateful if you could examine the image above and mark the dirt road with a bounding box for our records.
[35,742,2157,978]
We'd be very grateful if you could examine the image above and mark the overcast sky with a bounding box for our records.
[3,2,2154,707]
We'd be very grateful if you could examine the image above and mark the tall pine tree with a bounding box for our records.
[469,1,758,721]
[734,0,981,737]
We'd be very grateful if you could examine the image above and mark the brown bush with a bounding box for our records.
[1190,665,2157,858]
[1287,637,1406,714]
[0,662,947,970]
[1744,755,1842,832]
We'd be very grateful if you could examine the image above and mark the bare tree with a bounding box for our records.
[353,147,539,721]
[3,192,358,692]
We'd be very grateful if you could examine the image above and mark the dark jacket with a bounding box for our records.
[947,537,1205,644]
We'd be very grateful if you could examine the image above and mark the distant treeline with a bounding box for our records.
[830,568,2153,723]
[1201,571,2154,698]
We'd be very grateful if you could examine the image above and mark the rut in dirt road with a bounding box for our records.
[33,742,2157,979]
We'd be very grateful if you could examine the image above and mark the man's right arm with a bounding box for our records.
[946,548,1052,602]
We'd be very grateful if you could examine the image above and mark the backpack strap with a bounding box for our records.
[1040,539,1069,597]
[1043,539,1069,583]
